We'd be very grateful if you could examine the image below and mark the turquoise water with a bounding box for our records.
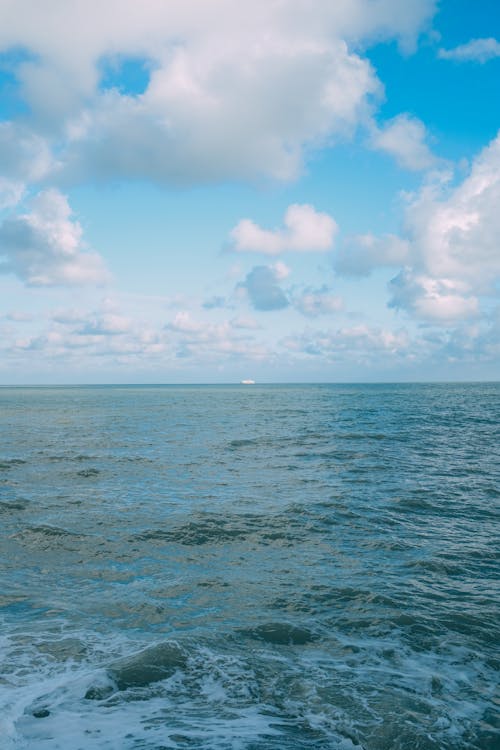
[0,384,498,749]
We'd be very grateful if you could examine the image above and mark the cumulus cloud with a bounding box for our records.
[0,123,53,184]
[0,123,53,208]
[336,130,500,323]
[0,1,436,186]
[240,265,290,311]
[370,114,438,171]
[0,189,109,286]
[230,204,337,255]
[336,233,410,276]
[293,286,343,316]
[395,132,500,303]
[439,38,500,63]
[389,271,479,322]
[0,179,25,211]
[63,41,378,184]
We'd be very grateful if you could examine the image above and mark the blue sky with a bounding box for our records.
[0,0,499,383]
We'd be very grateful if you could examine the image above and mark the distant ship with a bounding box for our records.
[240,379,255,384]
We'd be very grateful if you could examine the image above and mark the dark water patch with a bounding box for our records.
[134,520,250,546]
[32,708,50,718]
[407,558,466,576]
[42,453,103,463]
[339,432,389,441]
[227,435,296,452]
[121,455,155,463]
[227,438,260,449]
[132,512,307,548]
[13,524,86,551]
[0,498,29,512]
[19,524,81,538]
[294,449,366,461]
[196,579,230,589]
[390,495,436,511]
[437,611,500,643]
[483,485,500,499]
[239,623,316,645]
[0,458,27,470]
[107,641,187,691]
[84,681,116,701]
[311,585,398,609]
[271,585,401,618]
[357,535,410,552]
[77,468,100,477]
[36,637,88,661]
[0,593,30,608]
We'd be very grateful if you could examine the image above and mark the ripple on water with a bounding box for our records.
[0,383,498,749]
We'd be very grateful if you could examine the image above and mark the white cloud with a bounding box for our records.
[0,123,53,208]
[293,286,343,317]
[401,132,500,288]
[1,299,167,365]
[0,189,109,286]
[164,310,271,361]
[335,130,500,323]
[49,301,133,336]
[5,303,225,369]
[0,123,53,184]
[239,265,289,311]
[272,261,291,280]
[63,40,378,184]
[230,204,337,255]
[167,311,204,334]
[0,1,435,186]
[77,312,133,336]
[0,179,25,211]
[283,323,410,360]
[370,114,437,171]
[439,38,500,63]
[389,271,479,322]
[336,233,410,276]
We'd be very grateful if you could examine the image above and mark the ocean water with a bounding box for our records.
[0,383,498,750]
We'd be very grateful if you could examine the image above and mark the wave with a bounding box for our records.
[1,629,497,750]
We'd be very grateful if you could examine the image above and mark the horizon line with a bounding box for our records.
[1,380,499,387]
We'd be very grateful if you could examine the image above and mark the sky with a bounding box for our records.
[0,0,499,384]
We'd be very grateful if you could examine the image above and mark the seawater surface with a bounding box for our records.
[0,383,499,749]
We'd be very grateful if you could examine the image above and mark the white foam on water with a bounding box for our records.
[0,630,284,750]
[1,620,497,749]
[289,634,498,748]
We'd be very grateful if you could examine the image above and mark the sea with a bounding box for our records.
[0,383,498,750]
